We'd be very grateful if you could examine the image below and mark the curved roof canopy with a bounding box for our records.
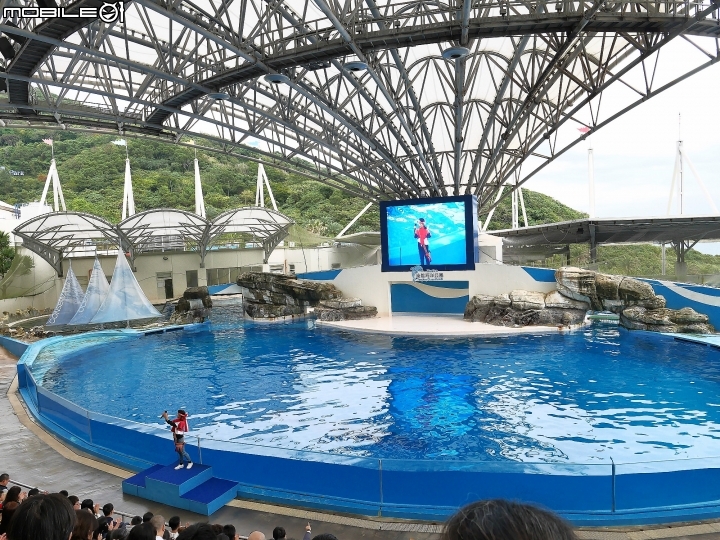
[14,208,294,276]
[1,1,719,212]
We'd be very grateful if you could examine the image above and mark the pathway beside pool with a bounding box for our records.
[316,314,569,337]
[2,343,720,540]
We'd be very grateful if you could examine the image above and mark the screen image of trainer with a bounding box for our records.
[384,200,467,267]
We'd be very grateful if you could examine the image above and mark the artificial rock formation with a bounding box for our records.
[314,298,378,321]
[237,272,377,321]
[464,290,588,328]
[555,267,714,333]
[170,286,212,324]
[464,267,714,333]
[238,273,332,319]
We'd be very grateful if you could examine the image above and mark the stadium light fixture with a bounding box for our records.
[264,74,290,84]
[344,61,368,72]
[442,46,470,60]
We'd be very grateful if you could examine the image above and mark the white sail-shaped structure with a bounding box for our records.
[91,252,161,323]
[194,157,206,218]
[69,258,110,325]
[121,158,136,220]
[40,159,67,212]
[46,264,83,326]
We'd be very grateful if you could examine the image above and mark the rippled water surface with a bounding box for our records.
[31,306,720,463]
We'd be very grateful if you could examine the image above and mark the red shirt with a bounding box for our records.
[417,226,430,244]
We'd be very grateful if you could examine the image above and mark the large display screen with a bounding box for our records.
[380,195,479,272]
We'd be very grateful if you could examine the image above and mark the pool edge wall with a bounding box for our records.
[11,329,720,526]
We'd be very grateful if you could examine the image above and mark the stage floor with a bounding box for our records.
[315,314,563,337]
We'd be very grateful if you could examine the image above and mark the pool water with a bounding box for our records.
[31,306,720,464]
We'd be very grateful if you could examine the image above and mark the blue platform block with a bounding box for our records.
[145,464,213,500]
[183,477,241,515]
[122,464,165,497]
[122,464,239,516]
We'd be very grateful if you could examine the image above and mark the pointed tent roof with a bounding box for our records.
[69,258,110,325]
[91,252,161,323]
[46,264,84,326]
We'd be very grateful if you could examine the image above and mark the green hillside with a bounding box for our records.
[481,189,587,230]
[0,129,379,237]
[2,128,720,279]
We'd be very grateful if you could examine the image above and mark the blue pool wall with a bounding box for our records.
[10,326,720,525]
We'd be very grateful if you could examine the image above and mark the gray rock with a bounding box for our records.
[634,295,666,310]
[537,308,566,326]
[621,306,646,320]
[669,307,709,324]
[316,305,378,321]
[174,286,212,322]
[238,272,342,302]
[510,290,545,310]
[319,298,363,309]
[620,314,648,331]
[514,309,541,326]
[648,324,680,333]
[618,277,655,302]
[620,305,713,334]
[678,323,714,334]
[464,295,495,322]
[485,306,516,326]
[561,309,588,325]
[493,294,512,308]
[544,290,590,310]
[183,286,211,301]
[602,299,625,313]
[244,302,305,319]
[238,272,344,320]
[641,308,674,326]
[555,267,601,310]
[595,273,622,301]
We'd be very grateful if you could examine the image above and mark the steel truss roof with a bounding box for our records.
[1,0,719,214]
[13,207,294,276]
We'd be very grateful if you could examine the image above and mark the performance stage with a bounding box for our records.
[315,314,565,337]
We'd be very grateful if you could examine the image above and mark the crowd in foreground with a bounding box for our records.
[0,472,579,540]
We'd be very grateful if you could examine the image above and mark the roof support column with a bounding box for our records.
[263,226,290,264]
[453,56,466,195]
[199,223,212,268]
[460,0,473,46]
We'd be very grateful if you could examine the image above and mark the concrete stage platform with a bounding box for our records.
[316,314,564,337]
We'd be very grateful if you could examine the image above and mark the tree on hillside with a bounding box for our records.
[0,232,15,278]
[0,253,35,299]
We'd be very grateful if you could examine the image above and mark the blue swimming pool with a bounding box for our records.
[27,306,720,465]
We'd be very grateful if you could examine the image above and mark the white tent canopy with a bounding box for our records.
[14,207,294,276]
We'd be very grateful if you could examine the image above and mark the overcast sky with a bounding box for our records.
[526,53,720,254]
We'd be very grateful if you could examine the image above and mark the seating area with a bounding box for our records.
[0,472,315,540]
